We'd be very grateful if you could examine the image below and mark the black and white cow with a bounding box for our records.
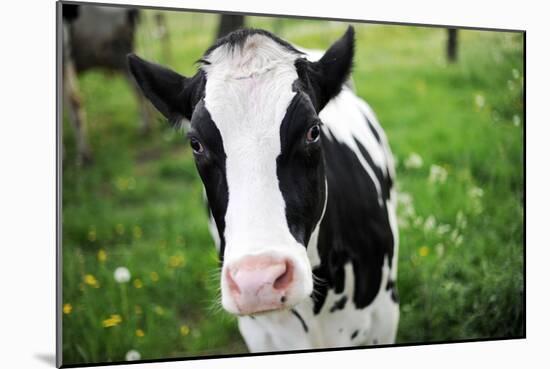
[128,26,399,351]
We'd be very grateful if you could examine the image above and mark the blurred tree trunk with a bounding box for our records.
[154,12,171,63]
[447,28,458,63]
[216,14,245,40]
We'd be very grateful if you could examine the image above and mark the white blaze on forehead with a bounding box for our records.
[201,35,303,262]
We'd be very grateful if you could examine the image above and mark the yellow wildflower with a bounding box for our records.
[180,325,190,336]
[63,303,73,315]
[97,249,107,262]
[419,246,430,257]
[102,314,122,328]
[150,271,159,282]
[133,279,143,289]
[136,329,145,337]
[154,305,164,316]
[84,274,99,288]
[168,255,185,268]
[88,227,97,242]
[132,226,143,240]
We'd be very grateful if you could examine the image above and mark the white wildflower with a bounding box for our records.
[428,164,448,184]
[436,224,451,235]
[404,153,423,169]
[397,192,413,207]
[513,115,521,126]
[424,215,436,232]
[397,192,415,218]
[475,94,485,109]
[450,229,464,247]
[436,243,445,257]
[469,187,484,199]
[125,350,141,361]
[456,211,467,229]
[456,235,464,245]
[114,266,131,283]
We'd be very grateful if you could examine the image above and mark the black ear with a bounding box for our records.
[127,53,203,124]
[297,26,355,112]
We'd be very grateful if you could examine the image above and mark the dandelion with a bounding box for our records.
[419,246,429,257]
[114,267,131,283]
[125,350,141,361]
[168,254,185,268]
[102,314,122,328]
[115,223,125,235]
[428,164,448,184]
[63,303,73,315]
[97,249,107,263]
[135,329,145,337]
[404,153,423,169]
[84,274,99,288]
[180,325,190,336]
[133,226,143,240]
[150,271,159,282]
[133,279,143,289]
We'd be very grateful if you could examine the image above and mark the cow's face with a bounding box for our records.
[128,27,355,315]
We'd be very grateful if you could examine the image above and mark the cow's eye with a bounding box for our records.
[190,137,204,154]
[306,124,321,143]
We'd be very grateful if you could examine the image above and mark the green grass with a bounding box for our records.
[61,10,524,365]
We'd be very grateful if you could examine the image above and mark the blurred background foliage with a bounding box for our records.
[61,6,524,365]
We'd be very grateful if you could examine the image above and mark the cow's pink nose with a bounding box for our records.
[226,255,294,314]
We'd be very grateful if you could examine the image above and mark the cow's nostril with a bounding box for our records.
[226,268,241,295]
[273,259,293,290]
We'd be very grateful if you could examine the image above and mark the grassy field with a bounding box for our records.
[61,9,524,365]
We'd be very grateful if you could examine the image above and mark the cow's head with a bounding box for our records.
[128,27,354,315]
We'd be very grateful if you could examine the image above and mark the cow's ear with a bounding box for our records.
[127,53,203,124]
[298,26,355,112]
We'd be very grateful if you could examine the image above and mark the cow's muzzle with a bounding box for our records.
[225,254,294,315]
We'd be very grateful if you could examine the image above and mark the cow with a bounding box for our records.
[62,4,156,164]
[128,26,399,351]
